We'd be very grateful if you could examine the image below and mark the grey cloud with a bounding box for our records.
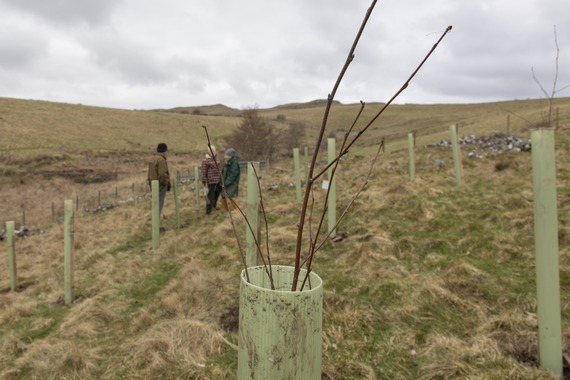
[0,28,48,69]
[0,0,122,26]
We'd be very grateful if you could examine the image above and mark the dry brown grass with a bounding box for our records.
[1,97,570,379]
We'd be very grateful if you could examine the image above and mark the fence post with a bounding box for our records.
[151,180,160,249]
[246,162,260,268]
[293,148,302,203]
[531,128,562,377]
[6,221,17,291]
[64,200,74,305]
[450,124,464,186]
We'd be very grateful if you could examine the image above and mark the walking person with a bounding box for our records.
[148,142,171,216]
[200,145,222,214]
[221,148,240,211]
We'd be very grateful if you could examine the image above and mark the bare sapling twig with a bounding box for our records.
[292,6,453,290]
[300,139,385,290]
[202,126,250,283]
[292,0,380,290]
[300,101,367,274]
[203,0,452,292]
[531,25,570,128]
[203,126,276,288]
[250,163,275,286]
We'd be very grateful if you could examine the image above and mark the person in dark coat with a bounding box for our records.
[200,145,222,214]
[221,148,240,211]
[147,143,171,215]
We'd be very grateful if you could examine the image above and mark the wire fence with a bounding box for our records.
[1,160,270,231]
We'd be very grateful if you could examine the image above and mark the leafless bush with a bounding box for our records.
[531,25,569,129]
[224,107,279,161]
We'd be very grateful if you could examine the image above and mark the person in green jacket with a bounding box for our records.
[147,143,171,215]
[221,148,240,211]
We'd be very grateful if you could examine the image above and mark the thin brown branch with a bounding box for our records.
[300,139,384,276]
[531,25,569,127]
[303,101,367,271]
[202,125,250,283]
[292,0,379,291]
[313,101,366,181]
[250,163,275,288]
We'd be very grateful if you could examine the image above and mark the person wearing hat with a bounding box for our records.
[200,145,222,214]
[221,147,240,211]
[148,143,171,216]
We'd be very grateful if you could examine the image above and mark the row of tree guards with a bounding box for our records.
[1,129,564,378]
[236,129,564,378]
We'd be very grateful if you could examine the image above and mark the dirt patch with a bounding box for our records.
[219,303,239,332]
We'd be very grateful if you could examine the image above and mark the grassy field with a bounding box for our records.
[1,96,570,379]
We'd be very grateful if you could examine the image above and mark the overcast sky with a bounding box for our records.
[0,0,569,110]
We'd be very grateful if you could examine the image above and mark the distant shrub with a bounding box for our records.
[225,107,279,161]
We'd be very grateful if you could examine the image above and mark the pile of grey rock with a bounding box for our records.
[425,132,531,158]
[426,132,532,152]
[0,226,44,240]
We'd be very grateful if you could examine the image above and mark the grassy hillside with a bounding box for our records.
[0,96,570,379]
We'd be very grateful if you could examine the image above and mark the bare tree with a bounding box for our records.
[225,107,279,161]
[281,121,307,154]
[532,25,570,128]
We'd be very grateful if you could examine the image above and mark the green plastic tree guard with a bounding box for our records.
[293,148,302,203]
[173,179,181,228]
[408,133,416,181]
[327,138,337,238]
[531,128,562,377]
[449,124,464,186]
[6,221,17,291]
[246,162,260,268]
[304,147,309,182]
[238,265,323,380]
[151,180,160,249]
[194,166,200,209]
[64,200,74,305]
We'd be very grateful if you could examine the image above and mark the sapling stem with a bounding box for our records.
[293,12,452,290]
[250,164,274,282]
[203,126,250,284]
[292,0,380,291]
[300,139,385,289]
